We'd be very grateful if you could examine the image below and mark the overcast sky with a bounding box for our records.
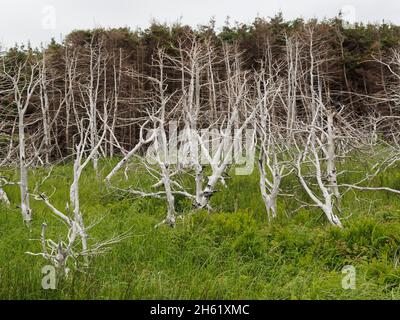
[1,0,399,48]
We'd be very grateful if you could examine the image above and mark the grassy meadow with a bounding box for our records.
[1,158,400,299]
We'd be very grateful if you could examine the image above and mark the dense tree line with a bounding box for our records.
[1,14,400,161]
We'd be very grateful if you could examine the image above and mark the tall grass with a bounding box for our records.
[1,159,400,299]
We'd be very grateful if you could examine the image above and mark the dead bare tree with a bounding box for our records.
[107,41,256,226]
[293,108,343,228]
[255,66,291,221]
[77,36,107,175]
[38,51,52,164]
[108,48,185,227]
[27,110,126,274]
[1,53,42,225]
[0,120,11,205]
[329,49,400,195]
[188,43,256,210]
[284,33,302,138]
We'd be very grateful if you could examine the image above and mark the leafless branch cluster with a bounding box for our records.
[1,28,400,273]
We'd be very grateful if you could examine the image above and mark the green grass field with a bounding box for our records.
[2,159,400,299]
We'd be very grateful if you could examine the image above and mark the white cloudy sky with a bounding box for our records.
[0,0,398,48]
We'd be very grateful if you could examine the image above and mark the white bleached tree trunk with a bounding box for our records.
[112,48,182,227]
[285,34,300,138]
[28,112,116,273]
[109,49,122,158]
[258,149,282,221]
[2,57,42,225]
[254,62,289,221]
[325,108,341,208]
[39,53,51,164]
[18,112,32,225]
[294,109,343,228]
[78,37,106,175]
